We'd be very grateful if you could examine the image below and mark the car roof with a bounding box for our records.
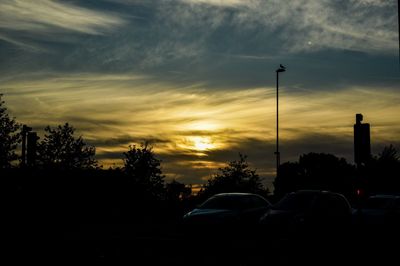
[369,194,400,199]
[287,190,348,199]
[290,190,338,195]
[213,192,263,197]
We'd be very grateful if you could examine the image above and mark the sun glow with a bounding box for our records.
[190,136,215,151]
[184,121,220,132]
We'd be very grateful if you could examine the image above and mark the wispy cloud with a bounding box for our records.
[179,0,252,7]
[0,33,45,52]
[2,72,400,186]
[0,0,125,49]
[163,0,398,55]
[0,0,396,87]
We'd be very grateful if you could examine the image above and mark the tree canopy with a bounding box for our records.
[199,153,267,199]
[37,123,97,170]
[0,94,21,169]
[273,152,355,199]
[123,143,165,200]
[362,145,400,194]
[166,179,192,202]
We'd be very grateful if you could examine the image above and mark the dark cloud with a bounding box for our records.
[90,125,400,190]
[96,150,125,160]
[1,0,397,92]
[281,134,354,163]
[89,135,171,148]
[159,133,398,188]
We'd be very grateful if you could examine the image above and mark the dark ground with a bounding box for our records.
[6,221,399,265]
[4,173,399,265]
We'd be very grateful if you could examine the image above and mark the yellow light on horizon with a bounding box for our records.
[191,136,215,151]
[177,136,218,155]
[184,121,220,132]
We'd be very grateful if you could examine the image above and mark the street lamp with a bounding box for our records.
[275,64,286,177]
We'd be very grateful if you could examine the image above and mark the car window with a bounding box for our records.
[199,195,255,210]
[237,196,255,209]
[365,197,392,209]
[333,194,351,214]
[312,194,330,214]
[251,196,270,208]
[273,192,316,211]
[392,198,400,210]
[314,194,350,216]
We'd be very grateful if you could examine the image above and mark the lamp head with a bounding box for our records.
[276,64,286,73]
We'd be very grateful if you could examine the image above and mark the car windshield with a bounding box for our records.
[273,192,317,211]
[199,195,260,210]
[365,197,392,209]
[394,198,400,209]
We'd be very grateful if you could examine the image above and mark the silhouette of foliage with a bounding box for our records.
[166,179,192,202]
[165,179,192,219]
[378,144,399,162]
[37,123,97,170]
[123,143,165,200]
[274,153,355,199]
[0,94,21,168]
[363,145,400,193]
[199,153,267,199]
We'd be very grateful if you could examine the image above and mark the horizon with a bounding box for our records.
[1,0,399,190]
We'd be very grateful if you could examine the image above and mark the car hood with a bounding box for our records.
[185,208,237,217]
[259,209,296,224]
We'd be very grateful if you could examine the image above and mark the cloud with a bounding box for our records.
[0,33,46,52]
[80,0,395,90]
[0,0,396,92]
[0,0,126,50]
[2,72,400,188]
[179,0,252,7]
[1,1,398,191]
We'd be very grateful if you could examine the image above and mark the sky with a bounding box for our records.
[0,0,399,191]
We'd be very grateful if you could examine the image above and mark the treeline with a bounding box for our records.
[2,93,400,226]
[1,94,269,225]
[274,148,400,203]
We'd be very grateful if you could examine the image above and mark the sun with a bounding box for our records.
[191,136,215,151]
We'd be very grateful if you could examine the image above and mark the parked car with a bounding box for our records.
[182,193,271,241]
[183,193,271,226]
[354,194,400,227]
[259,190,352,238]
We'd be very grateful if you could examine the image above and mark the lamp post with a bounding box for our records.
[21,124,32,167]
[275,64,286,177]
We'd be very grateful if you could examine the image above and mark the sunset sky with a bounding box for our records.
[1,0,399,190]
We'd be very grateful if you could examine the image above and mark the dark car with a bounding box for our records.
[259,190,352,238]
[183,193,271,226]
[354,194,400,228]
[182,193,271,241]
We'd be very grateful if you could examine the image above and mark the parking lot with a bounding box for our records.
[56,222,398,265]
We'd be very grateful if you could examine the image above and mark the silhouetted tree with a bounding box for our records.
[0,94,21,168]
[166,179,192,202]
[273,162,302,198]
[378,145,399,163]
[37,123,97,170]
[199,153,267,200]
[123,143,165,200]
[165,179,192,219]
[274,153,355,199]
[363,145,400,193]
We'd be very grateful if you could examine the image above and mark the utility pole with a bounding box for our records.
[21,125,32,167]
[275,64,286,177]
